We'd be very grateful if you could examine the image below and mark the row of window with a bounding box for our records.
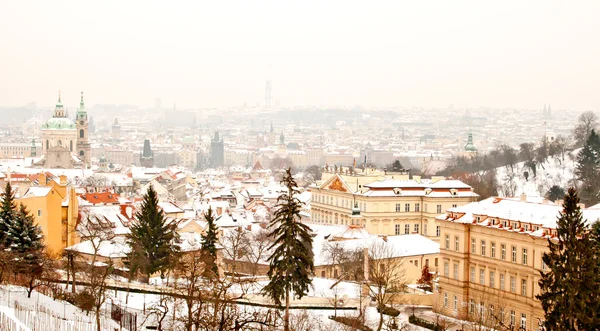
[444,235,548,268]
[393,223,441,237]
[0,146,29,150]
[312,211,364,226]
[443,261,534,296]
[314,194,451,214]
[443,294,528,329]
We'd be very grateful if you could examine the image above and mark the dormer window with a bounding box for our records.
[450,188,458,196]
[393,188,402,195]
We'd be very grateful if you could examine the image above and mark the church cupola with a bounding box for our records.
[465,129,477,152]
[54,91,65,118]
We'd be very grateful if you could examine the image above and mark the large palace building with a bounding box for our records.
[309,169,478,241]
[435,196,600,330]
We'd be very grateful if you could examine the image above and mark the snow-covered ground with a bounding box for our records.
[0,285,122,331]
[496,153,577,199]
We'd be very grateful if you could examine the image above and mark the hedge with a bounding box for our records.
[408,315,443,331]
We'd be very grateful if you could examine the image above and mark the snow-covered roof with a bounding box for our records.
[364,178,472,189]
[439,196,600,231]
[22,186,52,198]
[66,237,130,258]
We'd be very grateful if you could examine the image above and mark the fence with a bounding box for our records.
[111,303,137,331]
[4,301,118,331]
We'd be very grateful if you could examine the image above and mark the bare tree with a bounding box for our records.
[247,228,272,276]
[367,241,407,331]
[465,289,512,331]
[173,249,209,331]
[70,217,118,331]
[143,291,174,331]
[221,227,253,277]
[574,111,599,147]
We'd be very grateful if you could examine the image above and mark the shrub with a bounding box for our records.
[377,305,400,317]
[329,316,373,331]
[408,315,442,331]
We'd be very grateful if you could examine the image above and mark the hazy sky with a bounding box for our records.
[1,1,599,110]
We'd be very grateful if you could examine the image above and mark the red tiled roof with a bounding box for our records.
[80,192,120,205]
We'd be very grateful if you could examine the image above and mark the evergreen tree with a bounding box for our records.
[262,168,314,331]
[7,204,46,298]
[546,185,566,202]
[8,204,44,253]
[537,188,600,329]
[0,182,17,247]
[201,208,219,277]
[126,185,180,282]
[575,130,600,205]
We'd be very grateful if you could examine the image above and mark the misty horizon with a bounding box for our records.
[2,1,599,111]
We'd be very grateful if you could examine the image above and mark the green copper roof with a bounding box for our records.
[42,117,76,130]
[465,130,477,152]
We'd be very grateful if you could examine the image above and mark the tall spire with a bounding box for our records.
[58,90,61,104]
[77,91,87,119]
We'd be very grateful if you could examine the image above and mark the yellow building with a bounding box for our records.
[310,172,478,241]
[435,196,600,330]
[17,172,78,255]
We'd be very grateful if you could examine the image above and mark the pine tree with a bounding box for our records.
[0,182,18,247]
[126,185,180,283]
[201,208,219,277]
[262,168,314,331]
[537,188,600,329]
[576,130,600,205]
[8,204,44,254]
[7,204,46,298]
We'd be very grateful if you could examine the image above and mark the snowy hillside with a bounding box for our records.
[495,151,578,199]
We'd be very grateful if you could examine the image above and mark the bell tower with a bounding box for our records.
[76,92,91,167]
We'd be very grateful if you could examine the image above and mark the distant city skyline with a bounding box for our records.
[1,1,599,110]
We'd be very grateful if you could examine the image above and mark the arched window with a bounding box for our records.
[70,141,73,151]
[79,129,84,138]
[46,140,49,150]
[79,150,84,157]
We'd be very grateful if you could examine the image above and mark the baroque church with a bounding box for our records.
[34,92,91,169]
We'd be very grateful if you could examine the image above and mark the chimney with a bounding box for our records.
[556,199,564,206]
[217,207,223,216]
[38,172,46,186]
[520,193,527,202]
[59,174,67,186]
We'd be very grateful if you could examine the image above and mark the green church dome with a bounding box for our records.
[42,117,76,130]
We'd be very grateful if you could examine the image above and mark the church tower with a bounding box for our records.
[76,92,91,166]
